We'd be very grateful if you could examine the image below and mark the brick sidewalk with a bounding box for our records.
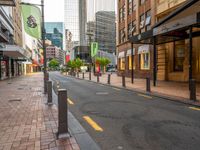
[0,73,80,150]
[73,72,200,102]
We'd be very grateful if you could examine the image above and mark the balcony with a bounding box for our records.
[156,0,187,15]
[0,0,16,6]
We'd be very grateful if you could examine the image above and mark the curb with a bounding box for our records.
[63,74,200,108]
[50,77,101,150]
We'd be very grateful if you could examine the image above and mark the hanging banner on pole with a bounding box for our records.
[21,4,42,39]
[91,42,98,57]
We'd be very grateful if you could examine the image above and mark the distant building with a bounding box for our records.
[95,11,116,54]
[46,45,65,65]
[45,22,64,49]
[86,21,95,44]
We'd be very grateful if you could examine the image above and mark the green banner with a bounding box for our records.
[21,4,41,39]
[91,42,98,57]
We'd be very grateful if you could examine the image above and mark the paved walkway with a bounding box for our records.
[72,72,200,103]
[0,73,80,150]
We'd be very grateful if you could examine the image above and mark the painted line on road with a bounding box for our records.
[83,116,103,132]
[67,98,74,105]
[189,107,200,111]
[138,94,152,99]
[112,87,121,91]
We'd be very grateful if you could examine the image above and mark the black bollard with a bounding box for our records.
[97,74,100,83]
[146,77,151,92]
[58,89,69,138]
[89,72,91,80]
[47,81,52,104]
[190,79,196,101]
[107,74,111,84]
[82,72,85,79]
[122,74,126,87]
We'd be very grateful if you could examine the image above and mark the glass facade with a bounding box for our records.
[64,0,79,43]
[45,22,64,50]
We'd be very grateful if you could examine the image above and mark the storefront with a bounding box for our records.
[0,45,29,80]
[153,0,200,83]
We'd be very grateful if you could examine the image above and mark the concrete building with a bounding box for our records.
[46,45,65,65]
[117,0,200,84]
[95,11,116,54]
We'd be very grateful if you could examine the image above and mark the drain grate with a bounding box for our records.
[7,82,12,84]
[17,88,24,90]
[8,98,22,102]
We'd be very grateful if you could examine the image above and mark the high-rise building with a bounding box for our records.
[95,11,116,54]
[45,22,64,50]
[64,0,79,43]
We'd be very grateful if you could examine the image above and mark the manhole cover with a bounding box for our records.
[7,82,12,84]
[96,92,109,95]
[17,88,24,90]
[8,98,22,102]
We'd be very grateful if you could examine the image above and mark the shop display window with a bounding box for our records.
[140,53,150,70]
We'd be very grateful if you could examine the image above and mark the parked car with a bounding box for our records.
[107,68,116,73]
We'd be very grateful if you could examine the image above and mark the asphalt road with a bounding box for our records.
[50,71,200,150]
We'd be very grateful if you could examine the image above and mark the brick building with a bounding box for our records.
[117,0,200,83]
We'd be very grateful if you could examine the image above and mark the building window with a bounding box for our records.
[140,53,150,70]
[128,0,132,15]
[128,20,136,39]
[174,41,185,72]
[122,5,125,20]
[140,0,145,5]
[140,14,145,33]
[119,8,123,22]
[145,10,151,31]
[119,58,125,70]
[119,28,126,43]
[128,56,136,70]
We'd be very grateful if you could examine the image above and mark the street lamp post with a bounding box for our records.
[20,0,47,93]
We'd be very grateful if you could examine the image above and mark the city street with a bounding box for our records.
[50,71,200,150]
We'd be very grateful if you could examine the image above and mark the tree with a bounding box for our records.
[95,57,111,73]
[75,58,83,71]
[48,59,59,70]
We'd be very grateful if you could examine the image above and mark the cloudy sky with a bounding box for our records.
[23,0,64,22]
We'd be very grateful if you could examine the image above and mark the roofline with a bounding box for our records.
[153,0,199,28]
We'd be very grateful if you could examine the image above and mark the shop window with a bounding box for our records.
[119,58,125,70]
[140,53,150,70]
[174,41,185,72]
[140,0,145,5]
[128,56,136,70]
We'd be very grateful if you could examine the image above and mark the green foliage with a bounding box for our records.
[66,58,84,72]
[48,59,59,69]
[95,57,111,67]
[95,57,111,73]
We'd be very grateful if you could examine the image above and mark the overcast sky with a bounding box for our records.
[22,0,64,22]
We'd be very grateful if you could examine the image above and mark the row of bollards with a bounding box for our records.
[46,73,69,139]
[71,72,197,101]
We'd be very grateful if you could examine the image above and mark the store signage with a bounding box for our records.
[153,14,197,36]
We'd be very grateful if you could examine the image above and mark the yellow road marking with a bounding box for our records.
[83,116,103,132]
[189,107,200,111]
[112,87,121,91]
[67,98,74,105]
[138,94,152,99]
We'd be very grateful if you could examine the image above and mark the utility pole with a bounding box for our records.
[41,0,48,93]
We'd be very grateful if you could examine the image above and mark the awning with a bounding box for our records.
[126,48,135,56]
[138,45,150,54]
[0,0,16,6]
[118,51,125,58]
[129,29,153,44]
[0,45,31,59]
[153,0,200,36]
